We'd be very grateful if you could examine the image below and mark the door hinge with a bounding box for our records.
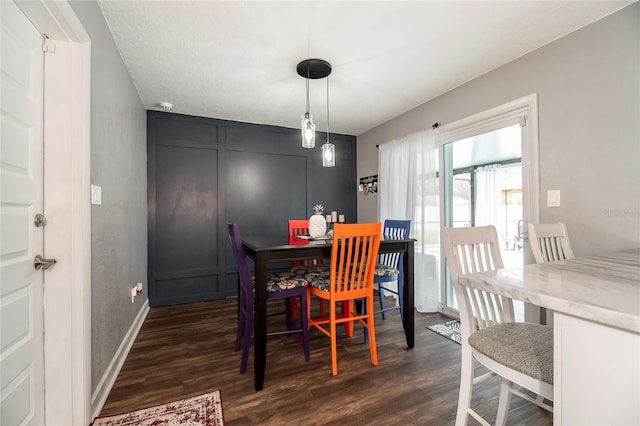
[43,39,56,53]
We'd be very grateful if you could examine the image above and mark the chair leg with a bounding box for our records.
[306,288,313,327]
[234,304,245,352]
[354,299,363,314]
[398,274,404,318]
[495,378,512,426]
[343,300,353,337]
[291,296,303,328]
[377,284,387,319]
[240,299,253,374]
[365,296,378,367]
[455,346,474,426]
[330,302,338,376]
[299,292,310,362]
[285,298,293,330]
[235,288,248,352]
[363,300,369,344]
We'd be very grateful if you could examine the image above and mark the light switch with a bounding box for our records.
[91,184,102,205]
[547,190,560,207]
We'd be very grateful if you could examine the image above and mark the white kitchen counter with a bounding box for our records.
[458,249,640,425]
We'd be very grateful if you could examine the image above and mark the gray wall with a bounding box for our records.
[358,3,640,256]
[68,1,147,392]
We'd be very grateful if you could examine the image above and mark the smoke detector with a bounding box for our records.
[159,102,173,112]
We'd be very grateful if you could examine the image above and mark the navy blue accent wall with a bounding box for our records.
[147,111,357,307]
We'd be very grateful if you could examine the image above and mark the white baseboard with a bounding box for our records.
[90,300,150,419]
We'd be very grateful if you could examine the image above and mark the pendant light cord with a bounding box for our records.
[306,67,310,113]
[326,76,330,140]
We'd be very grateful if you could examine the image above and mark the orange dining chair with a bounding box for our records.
[307,222,381,376]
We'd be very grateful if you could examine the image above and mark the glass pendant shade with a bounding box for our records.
[301,112,315,148]
[322,142,335,167]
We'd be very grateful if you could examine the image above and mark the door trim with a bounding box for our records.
[436,93,540,319]
[15,1,92,425]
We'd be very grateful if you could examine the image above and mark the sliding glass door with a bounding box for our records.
[437,94,540,322]
[442,125,525,319]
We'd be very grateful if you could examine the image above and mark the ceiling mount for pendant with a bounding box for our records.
[296,59,332,80]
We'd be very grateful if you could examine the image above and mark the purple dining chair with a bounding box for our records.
[227,223,310,374]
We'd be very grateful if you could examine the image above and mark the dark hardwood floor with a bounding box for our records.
[99,298,552,425]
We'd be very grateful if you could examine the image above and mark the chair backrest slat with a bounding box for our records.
[288,219,310,241]
[378,219,411,269]
[528,222,575,264]
[330,223,381,299]
[288,219,325,265]
[227,223,253,300]
[443,225,514,337]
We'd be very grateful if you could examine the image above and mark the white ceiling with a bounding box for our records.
[97,1,634,136]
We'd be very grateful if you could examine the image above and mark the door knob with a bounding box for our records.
[34,213,47,227]
[34,255,57,271]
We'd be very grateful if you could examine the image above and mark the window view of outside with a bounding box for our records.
[444,124,524,319]
[497,165,523,269]
[452,173,471,227]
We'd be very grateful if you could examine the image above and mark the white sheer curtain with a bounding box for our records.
[474,165,501,227]
[379,129,440,313]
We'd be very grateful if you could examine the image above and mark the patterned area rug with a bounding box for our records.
[426,319,462,344]
[92,390,224,426]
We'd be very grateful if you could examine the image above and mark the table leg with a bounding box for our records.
[402,241,415,348]
[254,252,268,391]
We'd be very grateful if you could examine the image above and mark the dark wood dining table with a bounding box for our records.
[241,236,416,391]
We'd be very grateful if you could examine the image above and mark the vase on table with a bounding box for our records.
[309,204,327,238]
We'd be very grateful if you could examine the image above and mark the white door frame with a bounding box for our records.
[437,93,540,320]
[15,1,92,425]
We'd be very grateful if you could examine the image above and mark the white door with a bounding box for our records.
[0,1,45,425]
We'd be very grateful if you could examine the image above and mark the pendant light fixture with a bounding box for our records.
[301,74,315,148]
[322,75,335,167]
[297,59,332,151]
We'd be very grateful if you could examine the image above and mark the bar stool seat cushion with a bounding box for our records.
[468,322,554,384]
[252,271,308,292]
[290,264,330,275]
[307,272,332,292]
[374,263,399,277]
[268,271,308,291]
